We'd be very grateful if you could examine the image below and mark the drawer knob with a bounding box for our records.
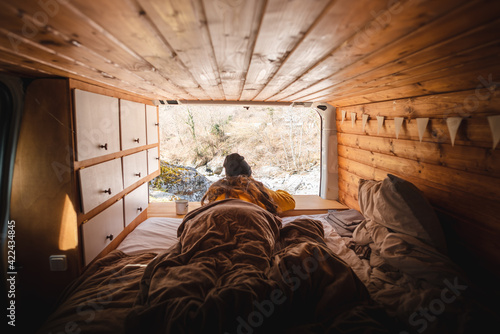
[138,207,143,212]
[133,138,140,143]
[99,143,108,150]
[106,234,114,241]
[103,188,112,195]
[155,157,159,160]
[155,123,159,126]
[135,172,141,177]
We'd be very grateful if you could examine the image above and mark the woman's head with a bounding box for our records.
[223,153,252,177]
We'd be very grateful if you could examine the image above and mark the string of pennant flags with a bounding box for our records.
[341,110,500,149]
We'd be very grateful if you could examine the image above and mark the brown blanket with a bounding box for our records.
[40,199,396,333]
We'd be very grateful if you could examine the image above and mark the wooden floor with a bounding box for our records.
[147,195,348,218]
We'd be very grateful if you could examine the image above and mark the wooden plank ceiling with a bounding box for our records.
[0,0,498,103]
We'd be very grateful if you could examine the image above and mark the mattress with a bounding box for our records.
[40,201,394,333]
[116,209,495,333]
[116,213,372,284]
[39,201,494,333]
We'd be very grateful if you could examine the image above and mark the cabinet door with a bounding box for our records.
[78,159,123,214]
[147,147,160,175]
[124,183,149,227]
[81,199,124,265]
[122,150,148,189]
[120,99,146,150]
[146,105,159,145]
[74,89,120,161]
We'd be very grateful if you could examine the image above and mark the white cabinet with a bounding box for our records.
[72,88,158,267]
[147,147,160,175]
[122,150,148,189]
[123,183,149,227]
[81,199,124,265]
[120,99,146,150]
[74,89,120,161]
[78,159,123,214]
[146,105,159,145]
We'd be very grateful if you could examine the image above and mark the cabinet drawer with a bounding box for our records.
[120,99,146,150]
[81,199,124,265]
[147,148,160,175]
[79,159,123,214]
[122,151,148,189]
[146,105,159,145]
[124,183,149,226]
[74,89,120,161]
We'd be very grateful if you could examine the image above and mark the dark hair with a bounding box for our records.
[223,153,252,177]
[201,175,278,215]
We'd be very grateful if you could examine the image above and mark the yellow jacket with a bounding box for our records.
[215,188,295,213]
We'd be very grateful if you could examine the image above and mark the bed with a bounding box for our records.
[38,175,496,333]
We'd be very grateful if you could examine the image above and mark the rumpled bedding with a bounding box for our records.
[351,210,496,333]
[39,199,397,334]
[325,209,365,237]
[125,199,394,333]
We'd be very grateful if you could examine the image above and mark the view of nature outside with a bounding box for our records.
[149,105,321,202]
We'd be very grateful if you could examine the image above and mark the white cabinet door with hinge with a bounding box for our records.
[124,183,149,227]
[81,199,124,265]
[146,105,159,145]
[147,148,160,175]
[120,99,146,150]
[122,150,148,189]
[79,158,123,214]
[74,89,120,161]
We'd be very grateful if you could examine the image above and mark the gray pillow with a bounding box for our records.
[358,174,447,254]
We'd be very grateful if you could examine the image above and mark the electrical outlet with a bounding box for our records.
[49,255,67,271]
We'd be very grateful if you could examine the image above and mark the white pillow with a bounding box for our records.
[358,174,447,254]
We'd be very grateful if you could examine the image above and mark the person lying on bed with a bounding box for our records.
[200,153,295,214]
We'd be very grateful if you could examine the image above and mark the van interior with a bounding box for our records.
[1,0,499,332]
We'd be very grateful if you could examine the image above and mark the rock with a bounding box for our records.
[150,161,213,202]
[149,161,320,202]
[213,166,223,175]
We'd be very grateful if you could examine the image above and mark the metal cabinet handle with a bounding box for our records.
[155,123,159,126]
[100,143,108,150]
[155,157,159,160]
[138,207,143,212]
[106,234,114,241]
[103,188,112,195]
[135,172,141,177]
[133,138,140,143]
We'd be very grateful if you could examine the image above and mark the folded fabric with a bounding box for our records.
[326,209,365,237]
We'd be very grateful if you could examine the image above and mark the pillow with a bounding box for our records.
[358,174,447,254]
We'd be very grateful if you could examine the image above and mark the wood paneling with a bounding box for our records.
[253,0,392,101]
[331,14,500,281]
[1,0,496,104]
[272,0,472,101]
[203,0,266,100]
[147,195,347,218]
[70,0,205,99]
[338,133,500,177]
[240,0,331,100]
[285,0,500,102]
[91,208,148,264]
[337,158,500,277]
[10,79,80,330]
[322,51,500,105]
[0,0,188,99]
[137,0,225,99]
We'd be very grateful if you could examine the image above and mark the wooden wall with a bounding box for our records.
[10,79,80,330]
[323,0,500,287]
[333,88,500,281]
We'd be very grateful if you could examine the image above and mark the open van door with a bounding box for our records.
[312,102,339,200]
[0,75,25,313]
